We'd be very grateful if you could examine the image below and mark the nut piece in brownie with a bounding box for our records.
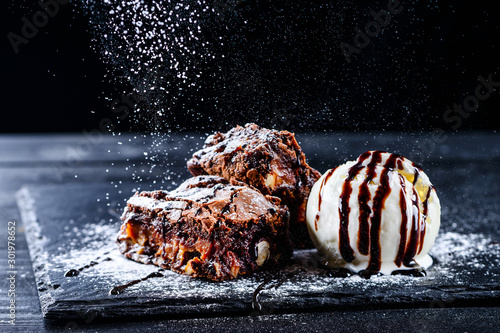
[187,123,321,248]
[116,175,292,281]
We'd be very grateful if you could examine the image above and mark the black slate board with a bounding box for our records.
[17,180,500,320]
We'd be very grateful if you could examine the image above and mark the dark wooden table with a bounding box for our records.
[1,131,499,332]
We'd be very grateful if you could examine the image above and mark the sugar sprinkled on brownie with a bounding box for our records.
[117,175,292,281]
[187,123,321,248]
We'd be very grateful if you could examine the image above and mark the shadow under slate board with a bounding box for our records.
[17,183,500,320]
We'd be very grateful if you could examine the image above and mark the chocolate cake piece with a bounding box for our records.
[187,123,321,248]
[116,175,292,281]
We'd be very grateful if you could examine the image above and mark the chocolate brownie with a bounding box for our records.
[116,175,292,281]
[187,123,321,248]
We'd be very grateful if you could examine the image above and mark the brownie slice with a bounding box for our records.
[116,175,292,281]
[187,123,321,248]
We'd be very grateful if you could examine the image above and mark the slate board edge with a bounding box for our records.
[16,186,57,317]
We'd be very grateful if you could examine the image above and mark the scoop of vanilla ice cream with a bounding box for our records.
[306,151,440,275]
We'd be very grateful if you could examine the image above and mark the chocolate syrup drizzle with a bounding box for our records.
[395,174,409,267]
[64,249,166,294]
[338,152,371,262]
[64,253,113,277]
[357,152,382,256]
[420,184,433,253]
[316,151,433,276]
[366,153,397,273]
[109,269,165,295]
[251,267,303,312]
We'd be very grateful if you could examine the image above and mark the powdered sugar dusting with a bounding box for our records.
[18,183,500,317]
[46,221,500,307]
[429,232,500,280]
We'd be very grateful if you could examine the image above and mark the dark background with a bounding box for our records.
[2,0,500,133]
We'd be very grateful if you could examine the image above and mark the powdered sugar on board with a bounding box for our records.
[429,232,500,280]
[48,222,500,304]
[17,185,500,319]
